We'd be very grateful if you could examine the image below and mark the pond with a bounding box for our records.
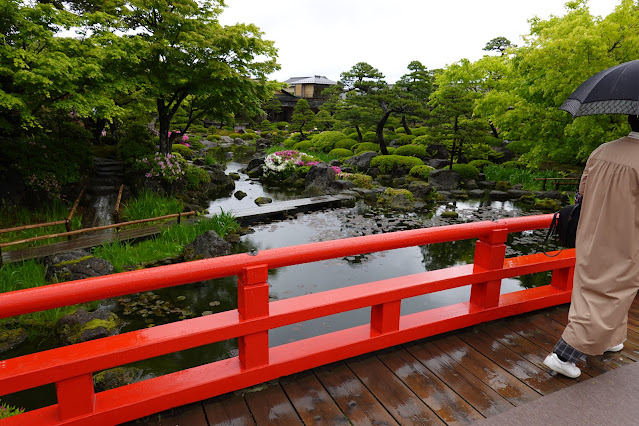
[2,160,556,412]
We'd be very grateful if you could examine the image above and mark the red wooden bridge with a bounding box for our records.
[0,214,607,425]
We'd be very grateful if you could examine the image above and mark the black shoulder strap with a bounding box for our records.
[542,211,562,257]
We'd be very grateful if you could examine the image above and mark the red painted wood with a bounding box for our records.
[0,214,581,425]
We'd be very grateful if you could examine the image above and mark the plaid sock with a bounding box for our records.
[553,337,583,364]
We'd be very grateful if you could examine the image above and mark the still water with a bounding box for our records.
[3,162,554,411]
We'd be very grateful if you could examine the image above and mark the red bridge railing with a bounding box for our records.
[0,214,575,425]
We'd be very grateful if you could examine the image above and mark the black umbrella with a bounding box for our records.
[560,59,639,117]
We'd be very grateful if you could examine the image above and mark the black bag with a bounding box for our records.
[543,203,581,255]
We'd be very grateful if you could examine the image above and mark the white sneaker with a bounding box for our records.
[543,353,581,378]
[605,343,624,352]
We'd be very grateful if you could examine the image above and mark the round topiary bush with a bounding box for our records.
[240,133,257,140]
[451,163,480,180]
[171,144,194,159]
[311,131,347,153]
[395,127,406,134]
[370,155,424,174]
[396,134,416,146]
[362,131,377,142]
[354,142,380,154]
[276,121,289,130]
[413,135,431,146]
[411,127,429,136]
[282,138,297,148]
[395,144,427,158]
[184,165,211,189]
[504,140,531,156]
[335,138,358,150]
[468,160,494,171]
[409,164,435,180]
[328,148,354,158]
[293,140,314,151]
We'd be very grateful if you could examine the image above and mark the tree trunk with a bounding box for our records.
[489,120,499,138]
[355,126,363,142]
[376,108,392,155]
[449,115,459,170]
[157,99,171,154]
[401,115,412,135]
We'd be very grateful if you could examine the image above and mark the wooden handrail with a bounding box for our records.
[0,214,576,425]
[0,220,68,235]
[0,211,196,248]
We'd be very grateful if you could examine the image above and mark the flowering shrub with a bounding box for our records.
[135,152,186,183]
[0,400,24,419]
[263,150,340,178]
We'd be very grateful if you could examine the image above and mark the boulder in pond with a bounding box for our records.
[304,163,336,196]
[255,196,272,205]
[94,367,147,392]
[428,169,461,191]
[182,230,232,260]
[344,151,378,171]
[56,308,123,345]
[0,327,28,354]
[43,249,114,282]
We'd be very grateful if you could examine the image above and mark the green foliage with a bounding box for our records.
[133,152,187,184]
[239,133,257,140]
[468,160,494,171]
[184,165,211,190]
[328,148,353,158]
[354,142,380,154]
[336,172,373,189]
[396,134,416,145]
[395,144,427,158]
[483,164,562,190]
[117,124,156,164]
[310,131,346,152]
[335,138,358,150]
[411,127,429,136]
[464,143,504,162]
[276,121,289,130]
[501,161,526,169]
[370,155,424,174]
[291,99,316,138]
[0,398,24,419]
[409,164,435,180]
[395,127,406,134]
[413,135,432,145]
[362,131,377,142]
[171,144,194,159]
[119,189,184,221]
[282,138,297,148]
[0,259,47,294]
[504,140,532,155]
[293,141,314,151]
[451,164,480,180]
[203,155,217,166]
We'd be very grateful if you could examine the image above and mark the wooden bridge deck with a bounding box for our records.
[1,195,354,264]
[126,296,639,425]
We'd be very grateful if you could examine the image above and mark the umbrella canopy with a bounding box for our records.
[560,59,639,117]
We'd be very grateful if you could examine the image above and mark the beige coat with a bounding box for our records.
[562,134,639,355]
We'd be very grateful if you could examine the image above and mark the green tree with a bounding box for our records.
[483,36,516,56]
[395,60,436,132]
[291,98,315,139]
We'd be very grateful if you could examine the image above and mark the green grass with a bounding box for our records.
[119,189,184,222]
[0,399,24,419]
[0,199,82,251]
[94,210,240,272]
[483,165,565,191]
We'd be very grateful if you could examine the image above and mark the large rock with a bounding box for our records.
[219,135,234,143]
[429,169,461,191]
[183,230,232,260]
[426,144,450,160]
[56,308,123,345]
[492,146,516,163]
[247,157,265,172]
[304,163,336,196]
[344,151,378,171]
[408,181,435,200]
[0,328,28,354]
[94,367,146,392]
[428,159,450,169]
[43,249,114,282]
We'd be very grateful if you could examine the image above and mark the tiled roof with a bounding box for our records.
[285,75,337,86]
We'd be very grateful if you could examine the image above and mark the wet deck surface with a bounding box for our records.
[125,296,639,425]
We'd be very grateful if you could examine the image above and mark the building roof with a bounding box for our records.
[285,75,337,86]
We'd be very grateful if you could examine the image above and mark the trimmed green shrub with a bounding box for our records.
[409,164,435,180]
[240,133,257,140]
[282,138,297,148]
[504,140,531,155]
[353,142,380,154]
[370,155,424,174]
[468,160,494,171]
[335,138,358,150]
[465,143,503,162]
[208,134,221,140]
[328,148,353,158]
[413,135,431,146]
[171,144,194,158]
[293,140,314,151]
[387,147,397,154]
[184,165,211,190]
[396,134,416,146]
[336,172,373,189]
[395,127,406,134]
[411,127,429,136]
[362,131,377,142]
[276,121,289,130]
[451,163,480,180]
[395,144,427,158]
[311,131,346,153]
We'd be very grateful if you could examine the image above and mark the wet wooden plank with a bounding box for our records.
[314,361,399,425]
[433,335,540,406]
[479,321,582,386]
[404,339,514,418]
[347,353,446,425]
[203,393,255,426]
[243,383,303,425]
[141,402,208,426]
[457,327,567,395]
[377,347,484,425]
[279,371,349,425]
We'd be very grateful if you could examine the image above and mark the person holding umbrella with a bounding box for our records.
[543,60,639,378]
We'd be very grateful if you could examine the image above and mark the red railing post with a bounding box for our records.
[55,374,95,420]
[238,264,270,370]
[470,227,508,310]
[551,262,574,291]
[370,300,401,336]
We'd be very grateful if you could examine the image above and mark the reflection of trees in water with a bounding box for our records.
[515,272,552,289]
[420,239,476,270]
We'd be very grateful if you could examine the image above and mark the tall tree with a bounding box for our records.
[483,36,515,56]
[395,60,436,132]
[290,98,315,139]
